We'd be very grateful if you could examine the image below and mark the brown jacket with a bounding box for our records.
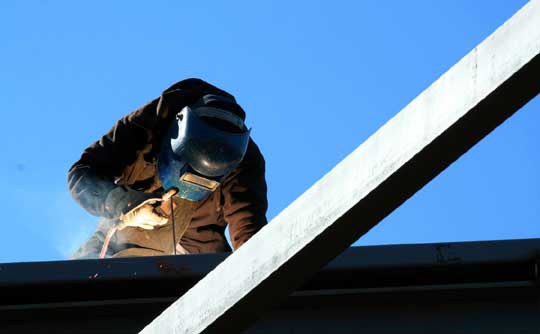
[68,79,267,257]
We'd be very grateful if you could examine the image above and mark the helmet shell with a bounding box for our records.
[157,106,250,201]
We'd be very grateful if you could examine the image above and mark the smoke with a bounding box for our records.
[5,186,97,261]
[44,190,97,259]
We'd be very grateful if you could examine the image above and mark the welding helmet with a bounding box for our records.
[157,95,251,201]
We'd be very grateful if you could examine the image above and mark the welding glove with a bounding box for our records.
[104,186,177,230]
[117,200,169,230]
[104,186,162,218]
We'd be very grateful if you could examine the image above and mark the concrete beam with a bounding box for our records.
[141,2,540,333]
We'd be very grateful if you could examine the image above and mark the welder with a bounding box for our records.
[69,78,268,258]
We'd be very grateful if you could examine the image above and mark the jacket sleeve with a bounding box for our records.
[67,100,159,219]
[222,139,268,249]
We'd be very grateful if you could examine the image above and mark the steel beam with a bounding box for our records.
[141,2,540,333]
[1,239,539,333]
[1,239,537,309]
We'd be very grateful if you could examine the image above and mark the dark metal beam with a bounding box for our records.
[142,2,540,333]
[0,239,538,308]
[0,239,538,333]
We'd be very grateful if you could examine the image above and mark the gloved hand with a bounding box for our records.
[104,186,178,230]
[98,188,178,258]
[117,199,169,230]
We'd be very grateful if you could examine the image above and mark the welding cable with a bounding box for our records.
[171,197,177,255]
[99,226,118,259]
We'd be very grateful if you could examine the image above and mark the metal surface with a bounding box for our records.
[3,285,538,334]
[0,239,538,333]
[248,285,540,334]
[142,2,540,333]
[0,239,538,307]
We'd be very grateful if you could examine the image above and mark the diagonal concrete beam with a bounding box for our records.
[141,2,540,333]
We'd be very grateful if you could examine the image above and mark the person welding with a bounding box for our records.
[69,79,268,258]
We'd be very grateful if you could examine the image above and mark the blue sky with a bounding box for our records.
[0,1,537,263]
